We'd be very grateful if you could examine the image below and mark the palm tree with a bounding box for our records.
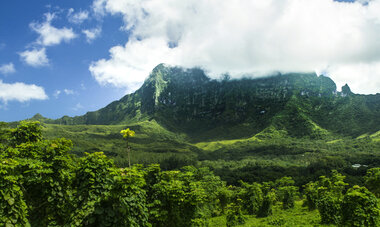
[120,128,135,168]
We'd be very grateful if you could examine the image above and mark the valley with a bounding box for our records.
[33,64,380,186]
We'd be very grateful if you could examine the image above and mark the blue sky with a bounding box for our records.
[0,0,130,121]
[0,0,379,122]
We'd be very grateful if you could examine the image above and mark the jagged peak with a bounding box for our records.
[152,63,170,71]
[341,83,353,95]
[143,63,171,85]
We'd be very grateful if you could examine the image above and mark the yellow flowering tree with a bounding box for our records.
[120,128,135,167]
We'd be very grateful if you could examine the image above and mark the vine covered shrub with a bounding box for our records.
[316,171,347,225]
[0,158,29,227]
[226,199,245,227]
[10,121,42,145]
[147,166,223,227]
[364,168,380,198]
[239,181,263,215]
[275,177,298,210]
[303,181,318,210]
[317,191,342,224]
[70,152,149,227]
[341,185,380,227]
[257,189,276,217]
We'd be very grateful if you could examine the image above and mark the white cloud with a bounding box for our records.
[30,13,77,46]
[90,0,380,94]
[19,48,49,67]
[89,37,177,91]
[326,62,380,94]
[92,0,107,16]
[0,80,48,103]
[0,63,16,75]
[68,9,89,24]
[53,89,75,98]
[53,90,61,98]
[82,27,101,43]
[63,89,75,95]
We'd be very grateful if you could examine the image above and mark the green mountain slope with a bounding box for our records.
[38,63,379,139]
[26,64,380,180]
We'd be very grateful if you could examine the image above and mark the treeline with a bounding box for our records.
[1,121,379,226]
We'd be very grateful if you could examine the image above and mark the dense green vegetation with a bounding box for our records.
[24,64,379,188]
[1,121,380,226]
[2,65,380,225]
[39,64,380,138]
[38,120,380,189]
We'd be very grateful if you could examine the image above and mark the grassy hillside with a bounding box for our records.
[24,64,380,185]
[43,120,199,168]
[41,119,380,186]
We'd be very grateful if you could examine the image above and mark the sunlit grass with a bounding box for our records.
[209,200,335,227]
[41,120,380,170]
[370,130,380,142]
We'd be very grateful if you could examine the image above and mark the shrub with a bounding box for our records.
[304,181,318,210]
[0,159,29,227]
[364,168,380,197]
[317,191,342,224]
[275,177,298,209]
[10,121,42,145]
[70,152,149,227]
[315,171,347,225]
[239,181,263,214]
[257,189,276,217]
[341,185,380,227]
[226,199,245,227]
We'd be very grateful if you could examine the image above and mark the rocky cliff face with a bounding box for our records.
[49,64,380,139]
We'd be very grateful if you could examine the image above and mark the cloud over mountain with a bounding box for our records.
[90,0,380,94]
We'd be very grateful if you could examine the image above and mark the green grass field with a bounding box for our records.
[41,121,380,174]
[42,121,199,167]
[209,200,335,227]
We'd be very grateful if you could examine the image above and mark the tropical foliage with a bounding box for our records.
[1,121,379,226]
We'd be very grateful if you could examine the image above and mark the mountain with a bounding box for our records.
[27,64,380,183]
[41,63,379,140]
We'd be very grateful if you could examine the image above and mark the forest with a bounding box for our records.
[1,121,379,226]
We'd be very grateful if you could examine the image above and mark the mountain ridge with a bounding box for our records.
[32,64,380,140]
